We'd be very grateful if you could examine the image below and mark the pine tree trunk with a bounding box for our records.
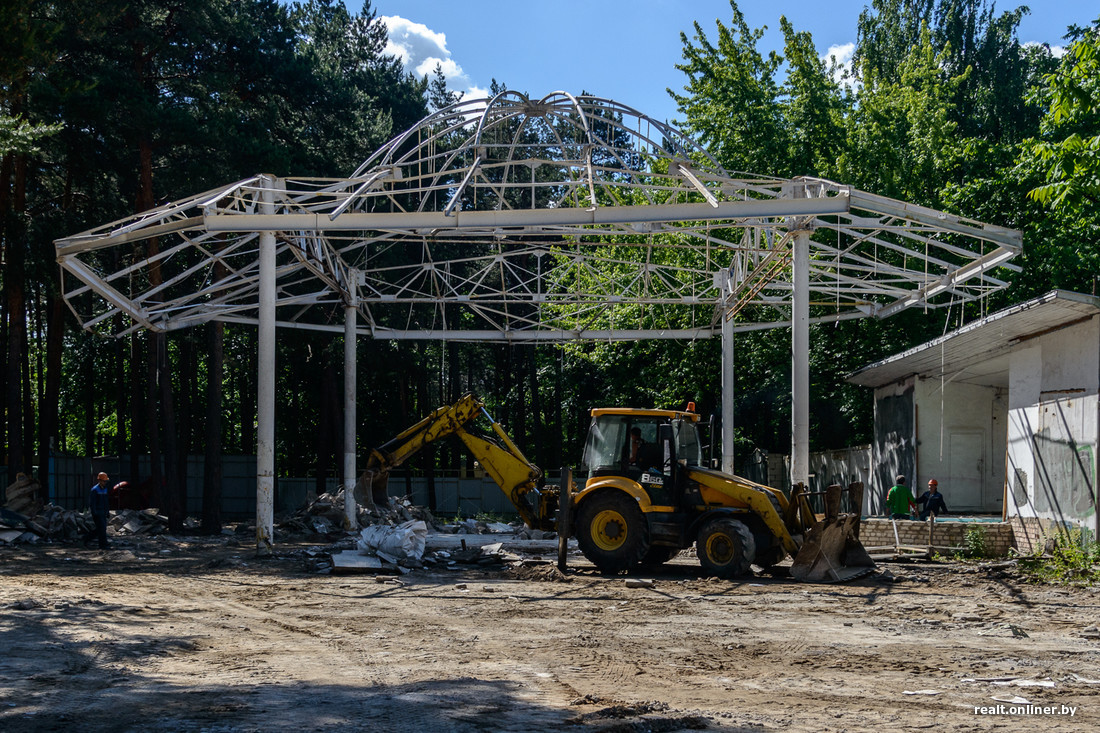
[3,149,28,484]
[36,292,64,495]
[145,332,163,508]
[418,345,435,511]
[157,333,183,531]
[527,345,544,467]
[129,331,144,484]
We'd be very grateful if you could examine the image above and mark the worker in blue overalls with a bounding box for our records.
[84,472,111,550]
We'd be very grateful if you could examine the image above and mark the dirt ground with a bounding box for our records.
[2,534,1099,733]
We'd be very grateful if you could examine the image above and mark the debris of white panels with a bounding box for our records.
[357,519,427,561]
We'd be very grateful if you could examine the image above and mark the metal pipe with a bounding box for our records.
[343,299,358,528]
[791,230,810,488]
[256,177,276,555]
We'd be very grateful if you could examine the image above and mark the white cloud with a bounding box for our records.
[382,15,482,102]
[823,42,858,91]
[1022,40,1067,58]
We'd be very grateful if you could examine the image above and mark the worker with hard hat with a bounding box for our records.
[84,471,111,550]
[915,478,948,521]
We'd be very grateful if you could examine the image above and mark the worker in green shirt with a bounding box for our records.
[886,475,917,519]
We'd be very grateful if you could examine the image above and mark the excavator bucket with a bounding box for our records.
[790,482,876,582]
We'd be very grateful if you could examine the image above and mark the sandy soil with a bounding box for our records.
[2,535,1099,732]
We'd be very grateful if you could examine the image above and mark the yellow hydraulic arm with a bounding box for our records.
[358,393,555,529]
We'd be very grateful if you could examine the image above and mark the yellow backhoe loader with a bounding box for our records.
[361,394,874,582]
[356,393,557,531]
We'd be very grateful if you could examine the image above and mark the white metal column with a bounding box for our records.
[342,296,358,530]
[791,230,811,488]
[256,177,276,554]
[721,279,736,475]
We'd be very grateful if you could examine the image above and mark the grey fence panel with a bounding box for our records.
[51,454,93,508]
[19,455,561,521]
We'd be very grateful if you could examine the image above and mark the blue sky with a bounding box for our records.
[371,0,1093,123]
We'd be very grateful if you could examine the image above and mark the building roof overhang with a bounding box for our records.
[846,290,1100,389]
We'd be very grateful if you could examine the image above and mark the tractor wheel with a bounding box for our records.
[697,517,756,578]
[640,545,680,567]
[575,491,650,574]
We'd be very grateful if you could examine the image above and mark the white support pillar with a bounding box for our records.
[342,295,358,530]
[791,230,811,489]
[720,282,736,475]
[256,177,276,555]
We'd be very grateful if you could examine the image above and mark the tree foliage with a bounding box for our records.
[1025,19,1100,211]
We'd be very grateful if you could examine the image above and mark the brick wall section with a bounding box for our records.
[1008,516,1071,554]
[858,518,1016,557]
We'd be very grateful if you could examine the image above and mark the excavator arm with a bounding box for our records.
[357,393,556,529]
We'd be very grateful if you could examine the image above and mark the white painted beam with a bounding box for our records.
[343,297,358,529]
[256,177,276,555]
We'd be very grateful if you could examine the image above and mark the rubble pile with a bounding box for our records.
[4,473,42,516]
[110,508,170,536]
[2,484,571,579]
[0,503,172,545]
[277,491,440,536]
[1,504,90,544]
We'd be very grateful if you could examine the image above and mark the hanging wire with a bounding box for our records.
[938,299,954,462]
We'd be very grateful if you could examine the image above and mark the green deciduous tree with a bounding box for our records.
[671,1,786,175]
[1025,20,1100,211]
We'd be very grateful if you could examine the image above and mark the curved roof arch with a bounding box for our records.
[55,92,1022,341]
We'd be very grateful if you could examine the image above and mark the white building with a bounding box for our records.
[847,290,1099,540]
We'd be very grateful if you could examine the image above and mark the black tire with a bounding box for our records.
[575,491,650,574]
[696,517,756,578]
[640,545,680,567]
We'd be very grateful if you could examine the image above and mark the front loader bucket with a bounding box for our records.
[790,482,876,582]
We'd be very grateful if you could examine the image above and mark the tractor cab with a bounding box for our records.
[581,408,704,505]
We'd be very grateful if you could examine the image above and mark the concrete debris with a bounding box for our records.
[3,473,42,516]
[902,690,940,695]
[1,503,94,542]
[278,491,439,536]
[438,518,531,535]
[425,534,568,554]
[625,578,655,589]
[111,509,169,535]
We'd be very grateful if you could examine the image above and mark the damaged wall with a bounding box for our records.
[870,379,916,515]
[1006,318,1100,537]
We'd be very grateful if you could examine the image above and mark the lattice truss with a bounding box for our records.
[55,92,1022,341]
